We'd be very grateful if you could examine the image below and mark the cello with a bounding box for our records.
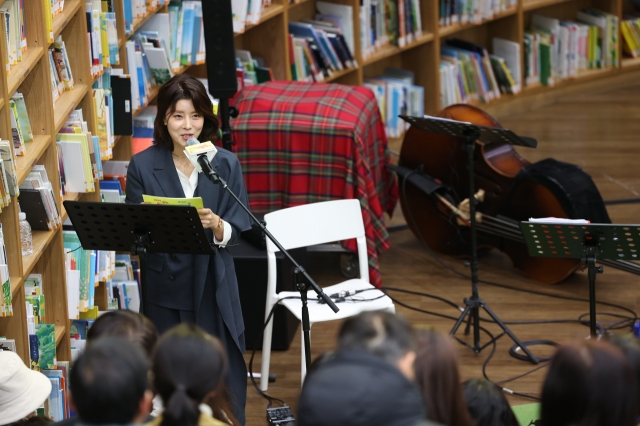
[397,104,640,284]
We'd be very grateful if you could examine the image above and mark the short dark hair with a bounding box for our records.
[540,340,637,426]
[338,311,414,365]
[152,323,228,426]
[87,310,158,357]
[70,337,149,424]
[462,378,519,426]
[608,334,640,410]
[415,329,472,426]
[153,74,219,151]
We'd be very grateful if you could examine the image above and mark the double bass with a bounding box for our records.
[397,104,640,284]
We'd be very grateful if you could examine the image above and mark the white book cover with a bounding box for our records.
[316,1,354,54]
[66,269,80,320]
[58,141,89,193]
[493,37,521,91]
[232,0,249,34]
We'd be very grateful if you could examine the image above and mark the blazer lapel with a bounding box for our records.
[152,148,186,198]
[194,155,221,212]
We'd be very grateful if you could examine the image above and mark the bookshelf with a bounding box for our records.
[0,0,637,368]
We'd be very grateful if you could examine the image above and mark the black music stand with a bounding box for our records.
[520,221,640,337]
[400,114,540,364]
[63,201,217,315]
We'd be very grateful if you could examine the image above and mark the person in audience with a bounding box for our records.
[125,73,252,425]
[69,337,153,425]
[149,323,229,426]
[608,333,640,424]
[540,339,637,426]
[297,311,439,426]
[87,309,158,357]
[0,351,52,426]
[55,311,159,426]
[462,378,518,426]
[414,329,472,426]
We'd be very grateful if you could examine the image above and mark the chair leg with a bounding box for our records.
[260,301,276,391]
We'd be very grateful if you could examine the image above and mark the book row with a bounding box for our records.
[525,10,619,87]
[439,0,517,27]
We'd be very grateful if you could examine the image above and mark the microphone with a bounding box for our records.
[184,137,217,173]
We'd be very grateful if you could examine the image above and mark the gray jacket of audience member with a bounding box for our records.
[297,350,442,426]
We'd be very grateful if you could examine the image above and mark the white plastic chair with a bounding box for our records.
[259,199,395,390]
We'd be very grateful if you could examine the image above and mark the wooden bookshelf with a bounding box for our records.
[0,0,637,368]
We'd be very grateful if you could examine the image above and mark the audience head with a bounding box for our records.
[338,311,416,379]
[70,337,152,424]
[414,329,472,426]
[297,312,427,426]
[152,323,228,426]
[540,339,637,426]
[87,310,158,358]
[462,378,519,426]
[0,351,52,426]
[607,334,640,411]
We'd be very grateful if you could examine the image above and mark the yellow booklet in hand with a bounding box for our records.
[142,195,204,210]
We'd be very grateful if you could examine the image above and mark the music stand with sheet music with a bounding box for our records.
[399,114,540,363]
[63,201,217,315]
[520,221,640,337]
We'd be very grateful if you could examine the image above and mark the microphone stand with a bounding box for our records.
[197,156,340,372]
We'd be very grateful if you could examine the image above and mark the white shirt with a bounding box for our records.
[176,168,232,247]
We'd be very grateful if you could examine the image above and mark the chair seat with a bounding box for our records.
[278,279,393,323]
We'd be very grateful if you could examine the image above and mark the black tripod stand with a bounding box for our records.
[400,115,540,364]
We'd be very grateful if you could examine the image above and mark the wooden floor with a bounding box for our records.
[243,81,640,425]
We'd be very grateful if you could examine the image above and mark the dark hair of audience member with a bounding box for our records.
[540,340,637,426]
[4,417,53,426]
[152,323,228,426]
[462,378,519,426]
[607,334,640,412]
[338,311,415,365]
[414,329,472,426]
[87,309,158,357]
[70,337,150,424]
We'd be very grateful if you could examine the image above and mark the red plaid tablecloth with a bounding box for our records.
[232,81,398,287]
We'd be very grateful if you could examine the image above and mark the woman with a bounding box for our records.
[149,323,230,426]
[414,329,472,426]
[126,74,251,424]
[462,378,519,426]
[540,340,637,426]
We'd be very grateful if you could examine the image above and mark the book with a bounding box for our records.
[142,194,204,209]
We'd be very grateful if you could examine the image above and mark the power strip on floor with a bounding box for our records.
[266,406,296,425]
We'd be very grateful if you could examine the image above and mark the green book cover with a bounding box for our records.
[10,92,33,143]
[26,294,45,324]
[1,275,11,317]
[35,324,56,370]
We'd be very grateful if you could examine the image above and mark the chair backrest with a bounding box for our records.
[264,199,365,252]
[264,199,369,283]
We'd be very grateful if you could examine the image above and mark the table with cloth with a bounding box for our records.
[231,81,398,288]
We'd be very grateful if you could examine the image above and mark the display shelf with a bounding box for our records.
[10,276,24,297]
[363,33,435,67]
[55,324,66,346]
[243,4,285,32]
[7,47,45,96]
[53,84,90,133]
[324,66,359,82]
[53,0,82,41]
[22,229,59,278]
[622,57,640,69]
[523,0,574,11]
[0,97,3,110]
[15,135,53,186]
[131,2,166,35]
[60,192,82,222]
